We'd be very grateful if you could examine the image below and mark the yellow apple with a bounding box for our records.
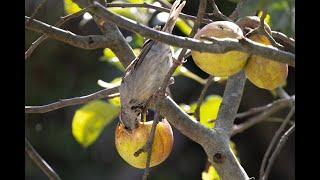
[244,34,288,90]
[191,21,249,77]
[115,119,173,169]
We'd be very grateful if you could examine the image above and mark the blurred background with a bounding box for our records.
[25,0,295,179]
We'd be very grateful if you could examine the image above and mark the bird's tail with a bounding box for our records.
[162,0,186,33]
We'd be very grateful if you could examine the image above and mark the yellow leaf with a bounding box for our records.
[72,100,119,147]
[202,165,220,180]
[64,0,81,15]
[190,95,222,128]
[176,18,192,35]
[257,11,271,25]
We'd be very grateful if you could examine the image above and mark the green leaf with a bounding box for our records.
[176,18,192,35]
[132,34,145,48]
[64,0,81,14]
[72,100,119,147]
[202,165,220,180]
[190,95,222,128]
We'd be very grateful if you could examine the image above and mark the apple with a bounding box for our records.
[244,34,288,90]
[115,119,173,169]
[191,21,249,77]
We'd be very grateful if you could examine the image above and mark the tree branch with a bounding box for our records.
[25,0,48,26]
[158,97,249,179]
[25,16,112,49]
[25,138,62,180]
[214,71,246,136]
[261,123,295,180]
[211,0,231,21]
[195,75,214,121]
[158,0,207,96]
[106,2,212,24]
[232,95,295,136]
[259,106,295,179]
[25,9,86,60]
[236,96,294,119]
[229,0,246,21]
[141,111,161,180]
[90,3,295,67]
[25,87,119,114]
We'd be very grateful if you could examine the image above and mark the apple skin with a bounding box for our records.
[115,119,173,169]
[244,34,288,90]
[191,21,249,77]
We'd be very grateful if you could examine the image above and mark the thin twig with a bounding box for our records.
[25,0,48,26]
[25,16,113,49]
[247,8,284,50]
[259,106,295,179]
[262,123,295,180]
[236,96,294,119]
[229,0,246,21]
[25,86,119,114]
[232,95,295,135]
[211,0,232,21]
[25,138,62,180]
[195,75,214,121]
[25,9,86,60]
[271,31,295,53]
[106,2,212,24]
[265,117,294,126]
[141,111,161,180]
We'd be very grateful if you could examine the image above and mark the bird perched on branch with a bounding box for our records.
[119,0,186,130]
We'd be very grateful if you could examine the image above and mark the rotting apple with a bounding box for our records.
[115,119,173,169]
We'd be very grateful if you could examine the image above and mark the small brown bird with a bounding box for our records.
[119,0,186,130]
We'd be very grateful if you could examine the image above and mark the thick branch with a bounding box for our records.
[25,138,61,180]
[158,97,249,179]
[214,71,246,136]
[90,3,295,67]
[25,87,119,113]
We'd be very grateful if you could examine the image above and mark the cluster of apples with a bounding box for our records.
[114,16,289,170]
[191,16,288,90]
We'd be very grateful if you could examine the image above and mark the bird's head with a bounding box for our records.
[119,106,142,130]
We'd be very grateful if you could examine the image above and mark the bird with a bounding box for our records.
[119,0,186,130]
